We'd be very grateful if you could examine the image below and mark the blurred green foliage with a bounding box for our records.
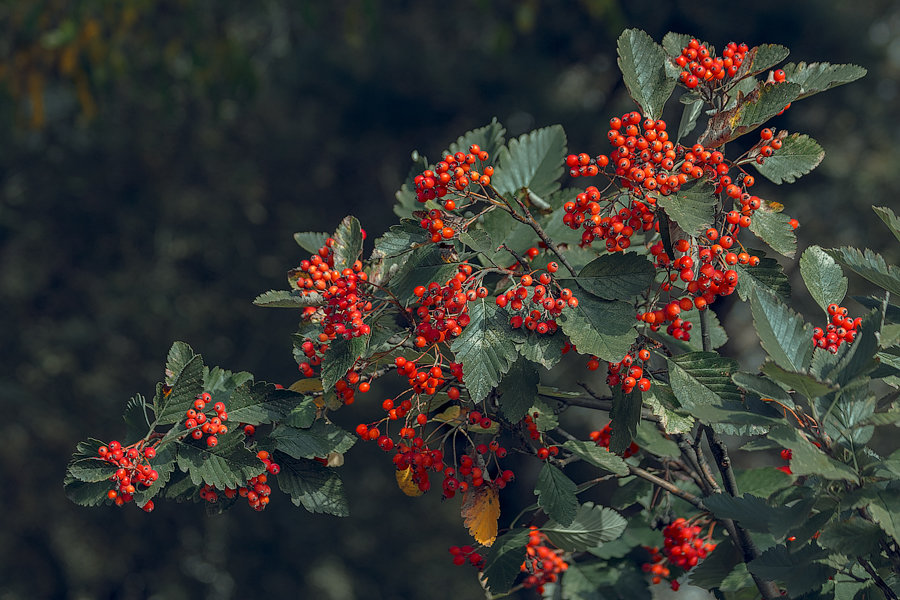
[1,0,896,597]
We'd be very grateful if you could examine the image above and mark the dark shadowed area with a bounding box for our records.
[1,1,897,598]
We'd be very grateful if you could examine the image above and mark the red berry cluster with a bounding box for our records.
[418,208,457,242]
[563,185,657,250]
[521,527,568,594]
[676,39,748,89]
[589,422,639,458]
[98,439,160,510]
[449,544,485,569]
[523,413,541,441]
[183,392,228,448]
[604,347,653,394]
[495,264,577,333]
[813,303,861,353]
[198,451,280,511]
[412,264,482,348]
[414,144,493,210]
[643,518,716,588]
[394,357,463,400]
[755,127,785,165]
[442,449,514,499]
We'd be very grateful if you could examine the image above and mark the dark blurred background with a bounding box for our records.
[1,1,897,598]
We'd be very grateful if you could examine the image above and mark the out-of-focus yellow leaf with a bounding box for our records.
[396,466,424,497]
[290,378,324,394]
[433,405,464,425]
[461,485,500,546]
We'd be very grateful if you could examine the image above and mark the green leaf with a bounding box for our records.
[276,455,349,516]
[736,82,802,129]
[801,245,848,313]
[735,467,794,498]
[688,538,742,589]
[255,289,325,309]
[535,463,578,526]
[750,289,814,372]
[732,372,793,404]
[492,125,567,198]
[271,421,355,460]
[320,334,368,393]
[443,118,507,163]
[225,381,299,425]
[331,215,363,271]
[175,433,265,490]
[457,229,495,256]
[252,289,325,308]
[705,492,779,533]
[616,29,676,120]
[817,517,885,557]
[293,231,330,255]
[123,394,151,443]
[284,397,318,428]
[749,208,797,257]
[498,358,539,422]
[562,561,651,600]
[748,543,835,597]
[827,247,900,297]
[481,530,529,592]
[667,351,742,410]
[562,440,629,476]
[387,245,459,303]
[661,32,693,58]
[865,491,900,545]
[370,220,430,260]
[530,398,559,432]
[767,425,858,482]
[676,93,703,142]
[575,253,655,301]
[64,476,113,507]
[542,502,627,551]
[165,341,197,386]
[754,133,825,184]
[735,254,791,301]
[782,61,867,100]
[609,387,642,454]
[559,293,636,362]
[656,180,717,236]
[154,353,205,425]
[515,329,568,369]
[634,421,681,458]
[739,44,791,77]
[66,438,118,483]
[873,205,900,244]
[450,298,518,403]
[203,367,254,396]
[761,361,834,399]
[643,383,694,433]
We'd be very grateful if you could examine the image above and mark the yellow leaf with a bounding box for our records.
[433,405,465,425]
[396,466,424,497]
[461,485,500,547]
[290,378,324,394]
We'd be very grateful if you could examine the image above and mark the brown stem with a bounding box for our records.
[505,193,578,277]
[628,464,706,511]
[858,559,899,600]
